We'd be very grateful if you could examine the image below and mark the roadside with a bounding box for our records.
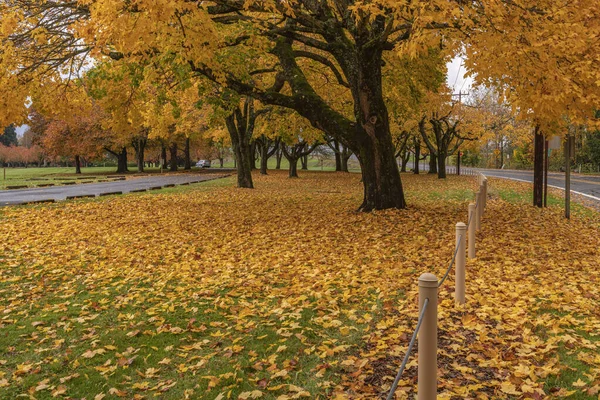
[0,166,234,190]
[0,173,231,206]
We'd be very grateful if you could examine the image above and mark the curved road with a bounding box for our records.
[475,168,600,201]
[0,173,231,206]
[410,161,600,201]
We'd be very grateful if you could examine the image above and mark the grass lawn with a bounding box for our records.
[0,165,230,190]
[1,172,600,399]
[0,157,359,190]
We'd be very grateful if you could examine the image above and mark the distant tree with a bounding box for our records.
[1,125,18,146]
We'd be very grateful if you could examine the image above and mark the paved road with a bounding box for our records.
[0,173,231,206]
[476,168,600,200]
[409,161,600,200]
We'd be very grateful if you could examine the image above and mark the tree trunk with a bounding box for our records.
[428,154,437,174]
[260,143,268,175]
[341,152,350,173]
[276,149,282,170]
[225,103,256,189]
[289,158,298,178]
[184,137,191,170]
[437,151,447,179]
[116,147,128,173]
[400,157,409,173]
[250,141,257,170]
[219,158,224,168]
[170,143,178,172]
[134,138,146,173]
[533,126,544,208]
[334,140,342,171]
[351,46,406,211]
[301,154,308,170]
[414,140,421,174]
[75,155,81,174]
[161,146,167,170]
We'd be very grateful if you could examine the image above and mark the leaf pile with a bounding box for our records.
[0,172,599,399]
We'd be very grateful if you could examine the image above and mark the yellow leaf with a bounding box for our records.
[500,382,521,395]
[572,378,587,388]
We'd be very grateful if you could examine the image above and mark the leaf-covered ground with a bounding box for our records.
[1,172,599,399]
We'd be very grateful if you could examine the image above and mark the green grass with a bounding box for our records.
[494,187,597,218]
[533,307,600,399]
[0,165,230,190]
[220,157,362,173]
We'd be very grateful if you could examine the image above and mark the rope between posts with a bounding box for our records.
[386,174,484,399]
[437,234,462,288]
[386,298,430,400]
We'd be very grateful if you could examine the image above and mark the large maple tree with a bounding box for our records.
[1,0,599,210]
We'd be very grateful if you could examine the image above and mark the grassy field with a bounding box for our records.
[0,157,360,190]
[1,172,599,399]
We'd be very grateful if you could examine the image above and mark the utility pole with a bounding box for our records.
[452,92,469,104]
[544,139,549,207]
[565,134,573,219]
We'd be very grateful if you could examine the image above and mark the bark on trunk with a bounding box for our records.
[225,98,262,189]
[170,143,178,172]
[437,152,447,179]
[75,155,81,174]
[341,153,350,173]
[352,46,405,211]
[116,147,129,173]
[184,137,191,170]
[334,140,342,171]
[219,158,224,168]
[533,126,544,208]
[301,154,308,170]
[400,156,409,173]
[428,154,437,174]
[289,158,298,178]
[276,149,282,170]
[250,141,257,170]
[260,143,269,175]
[161,146,167,170]
[414,140,421,174]
[133,138,146,173]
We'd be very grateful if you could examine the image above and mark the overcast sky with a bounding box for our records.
[447,56,473,95]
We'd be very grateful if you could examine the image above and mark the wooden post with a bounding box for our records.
[482,179,488,211]
[476,190,481,231]
[455,222,467,304]
[418,273,438,400]
[468,203,476,259]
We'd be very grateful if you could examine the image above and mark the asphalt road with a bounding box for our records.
[476,168,600,200]
[0,173,231,206]
[410,161,600,200]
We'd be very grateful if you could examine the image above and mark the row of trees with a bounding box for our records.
[0,0,598,210]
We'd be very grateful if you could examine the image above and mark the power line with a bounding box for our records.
[451,60,463,91]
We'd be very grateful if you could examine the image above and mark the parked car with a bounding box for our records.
[196,160,211,168]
